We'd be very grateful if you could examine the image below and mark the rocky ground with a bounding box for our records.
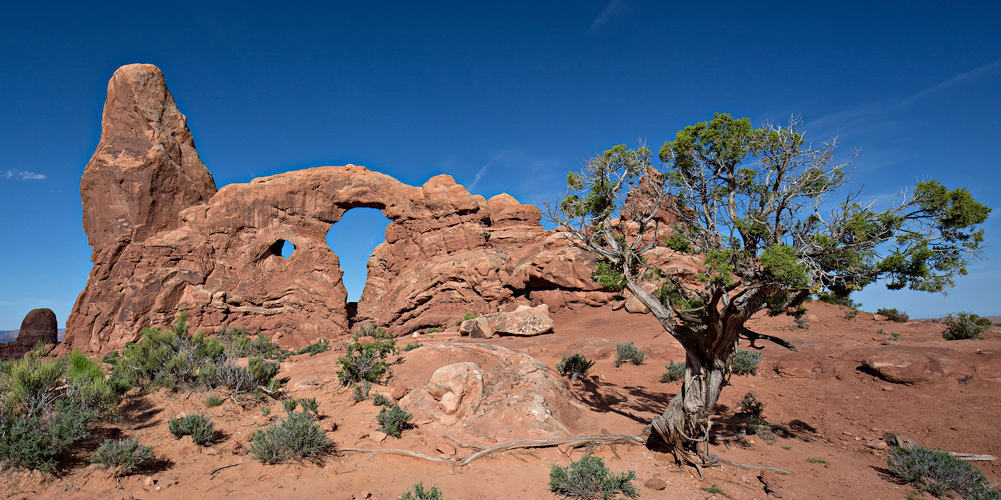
[3,301,998,499]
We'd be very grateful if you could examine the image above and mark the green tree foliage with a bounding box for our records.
[546,113,990,470]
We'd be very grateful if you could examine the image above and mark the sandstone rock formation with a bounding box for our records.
[397,344,588,441]
[64,65,615,353]
[0,308,59,360]
[458,304,555,338]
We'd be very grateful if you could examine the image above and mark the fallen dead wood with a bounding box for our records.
[949,452,997,461]
[340,434,645,467]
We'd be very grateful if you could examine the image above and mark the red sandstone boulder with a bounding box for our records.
[458,304,554,337]
[1,308,59,360]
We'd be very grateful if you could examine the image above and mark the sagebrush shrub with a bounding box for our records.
[250,411,331,464]
[877,307,909,322]
[296,338,330,356]
[942,312,992,340]
[727,349,761,376]
[401,482,444,500]
[353,323,393,340]
[377,404,412,438]
[0,400,94,473]
[556,354,596,383]
[168,414,215,445]
[352,381,371,402]
[660,361,685,383]
[91,437,154,476]
[337,338,397,384]
[739,392,767,434]
[614,342,646,367]
[549,454,638,499]
[889,445,1001,500]
[372,393,392,406]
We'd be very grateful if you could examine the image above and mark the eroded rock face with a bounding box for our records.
[64,65,615,353]
[1,308,59,360]
[458,304,555,338]
[398,344,587,441]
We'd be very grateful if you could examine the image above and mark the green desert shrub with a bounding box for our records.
[402,343,423,352]
[282,398,299,414]
[372,393,393,407]
[353,323,393,340]
[296,338,331,356]
[549,454,639,499]
[352,381,372,402]
[739,392,768,434]
[63,350,120,411]
[614,342,646,367]
[727,349,761,376]
[377,404,413,438]
[337,337,397,385]
[401,482,444,500]
[168,414,215,445]
[91,437,154,476]
[556,354,596,383]
[660,361,685,383]
[299,397,319,416]
[205,395,224,407]
[225,328,291,360]
[250,411,331,464]
[0,400,94,473]
[942,312,992,340]
[888,445,1001,500]
[877,307,909,323]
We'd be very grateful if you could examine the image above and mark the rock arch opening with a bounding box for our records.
[269,239,295,259]
[326,207,392,323]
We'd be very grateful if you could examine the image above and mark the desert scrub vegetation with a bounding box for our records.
[738,392,768,434]
[337,336,398,385]
[250,405,331,464]
[295,337,330,356]
[353,323,394,340]
[91,437,154,476]
[105,312,285,398]
[548,454,638,499]
[0,349,105,473]
[168,414,215,445]
[660,361,685,383]
[614,342,646,367]
[877,307,910,322]
[556,354,596,383]
[400,482,444,500]
[888,445,1001,500]
[942,312,992,340]
[727,349,761,376]
[377,404,413,438]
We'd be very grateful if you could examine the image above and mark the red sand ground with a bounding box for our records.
[3,301,998,499]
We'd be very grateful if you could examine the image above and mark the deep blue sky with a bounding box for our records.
[1,1,999,329]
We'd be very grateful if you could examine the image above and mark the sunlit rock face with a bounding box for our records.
[65,64,618,353]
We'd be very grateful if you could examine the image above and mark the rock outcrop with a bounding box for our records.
[1,308,59,360]
[458,304,555,338]
[64,65,614,353]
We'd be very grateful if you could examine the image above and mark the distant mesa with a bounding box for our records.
[1,308,59,360]
[62,64,696,354]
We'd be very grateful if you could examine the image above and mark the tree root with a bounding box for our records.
[717,458,793,475]
[339,434,645,467]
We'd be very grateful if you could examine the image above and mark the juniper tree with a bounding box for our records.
[546,113,990,473]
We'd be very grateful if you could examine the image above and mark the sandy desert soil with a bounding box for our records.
[2,301,998,499]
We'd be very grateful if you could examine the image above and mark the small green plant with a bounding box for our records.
[403,343,423,352]
[457,311,479,326]
[842,308,858,320]
[889,445,1001,500]
[400,482,444,500]
[337,338,397,384]
[427,327,441,334]
[352,381,372,402]
[890,332,901,341]
[727,349,761,376]
[739,392,767,434]
[614,342,646,367]
[354,323,393,340]
[372,393,393,406]
[261,405,271,416]
[548,454,638,499]
[299,397,319,416]
[282,398,299,414]
[877,307,909,322]
[250,411,331,464]
[806,457,828,464]
[205,395,224,407]
[942,312,992,340]
[556,354,596,383]
[0,400,94,473]
[782,445,792,450]
[168,414,215,445]
[702,484,723,494]
[296,338,331,356]
[91,437,154,476]
[793,317,810,329]
[660,361,685,383]
[377,404,413,438]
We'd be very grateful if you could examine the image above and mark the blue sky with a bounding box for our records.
[1,1,999,329]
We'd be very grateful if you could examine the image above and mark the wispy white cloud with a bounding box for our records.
[898,58,1001,108]
[591,0,631,32]
[469,164,490,190]
[3,169,46,180]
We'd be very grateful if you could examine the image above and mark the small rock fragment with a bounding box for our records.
[759,471,784,497]
[644,477,667,490]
